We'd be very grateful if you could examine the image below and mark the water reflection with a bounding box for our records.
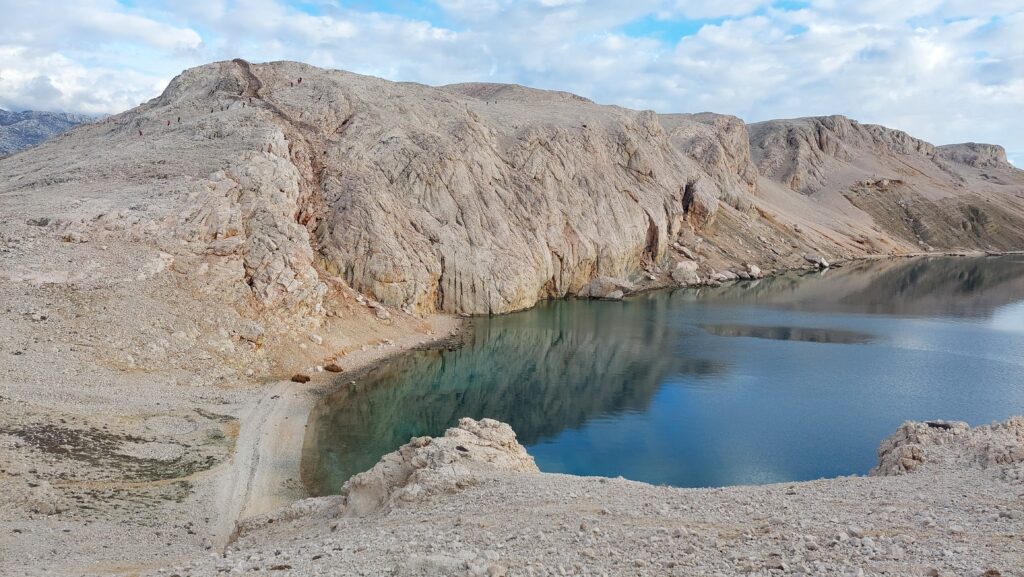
[302,299,727,494]
[701,324,875,344]
[991,301,1024,333]
[681,255,1024,318]
[302,256,1024,493]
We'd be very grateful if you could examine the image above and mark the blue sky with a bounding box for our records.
[1,0,1022,164]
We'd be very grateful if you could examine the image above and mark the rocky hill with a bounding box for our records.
[2,60,1024,576]
[749,115,1024,252]
[0,108,93,155]
[3,60,1021,328]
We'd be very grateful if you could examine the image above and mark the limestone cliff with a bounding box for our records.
[2,60,1023,334]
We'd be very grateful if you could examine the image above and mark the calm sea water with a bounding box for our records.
[301,256,1024,494]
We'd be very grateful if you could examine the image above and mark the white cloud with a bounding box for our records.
[0,0,1021,164]
[670,0,773,19]
[0,46,167,113]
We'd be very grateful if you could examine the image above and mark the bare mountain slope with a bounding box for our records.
[2,59,1024,576]
[2,60,1023,330]
[749,115,1024,251]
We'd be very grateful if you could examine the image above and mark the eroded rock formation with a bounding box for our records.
[339,418,538,516]
[872,417,1024,479]
[2,59,1023,329]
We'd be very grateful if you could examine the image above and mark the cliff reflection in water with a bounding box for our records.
[700,324,875,344]
[679,255,1024,318]
[303,255,1024,493]
[302,298,727,494]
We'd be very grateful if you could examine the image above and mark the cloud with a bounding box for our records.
[670,0,773,19]
[0,46,166,114]
[0,0,1021,164]
[0,0,202,52]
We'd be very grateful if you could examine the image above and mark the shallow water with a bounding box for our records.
[301,256,1024,494]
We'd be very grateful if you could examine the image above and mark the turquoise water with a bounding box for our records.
[301,256,1024,494]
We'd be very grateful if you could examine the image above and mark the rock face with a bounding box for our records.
[749,115,1024,252]
[749,115,934,195]
[2,60,1023,325]
[872,417,1024,477]
[340,418,538,516]
[310,80,748,314]
[0,109,93,155]
[935,142,1013,169]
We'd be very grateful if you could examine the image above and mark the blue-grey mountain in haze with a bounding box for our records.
[0,108,93,156]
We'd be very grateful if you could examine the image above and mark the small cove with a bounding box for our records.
[300,255,1024,494]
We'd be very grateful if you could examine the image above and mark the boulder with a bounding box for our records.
[671,268,699,285]
[803,254,830,269]
[372,303,391,320]
[671,260,700,285]
[340,418,538,516]
[871,417,1024,476]
[578,277,634,300]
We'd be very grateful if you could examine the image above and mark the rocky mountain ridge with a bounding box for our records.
[0,108,93,156]
[2,59,1022,348]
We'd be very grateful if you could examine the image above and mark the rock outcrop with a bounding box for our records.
[935,142,1013,169]
[2,60,1023,329]
[872,417,1024,479]
[339,418,538,516]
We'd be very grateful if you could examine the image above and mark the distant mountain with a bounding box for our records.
[0,109,94,155]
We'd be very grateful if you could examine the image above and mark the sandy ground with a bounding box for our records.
[0,259,461,577]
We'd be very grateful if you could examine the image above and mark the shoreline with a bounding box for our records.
[3,250,1021,575]
[218,314,463,547]
[232,249,1024,538]
[210,417,1024,577]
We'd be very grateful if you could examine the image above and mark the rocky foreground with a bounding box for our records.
[152,417,1024,577]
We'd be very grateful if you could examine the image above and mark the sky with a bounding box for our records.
[1,0,1022,165]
